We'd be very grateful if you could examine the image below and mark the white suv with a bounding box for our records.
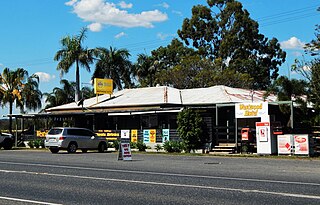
[44,127,108,154]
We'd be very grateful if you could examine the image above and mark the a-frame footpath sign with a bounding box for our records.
[118,130,132,161]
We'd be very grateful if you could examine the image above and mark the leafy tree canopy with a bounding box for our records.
[177,0,286,89]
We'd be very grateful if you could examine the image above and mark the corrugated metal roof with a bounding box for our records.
[45,85,277,113]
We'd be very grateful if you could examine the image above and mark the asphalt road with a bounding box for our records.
[0,150,319,205]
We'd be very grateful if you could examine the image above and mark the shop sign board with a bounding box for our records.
[94,78,113,94]
[235,102,268,118]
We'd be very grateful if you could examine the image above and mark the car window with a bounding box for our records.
[48,129,63,135]
[65,128,94,136]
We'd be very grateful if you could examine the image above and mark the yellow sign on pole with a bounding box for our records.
[94,78,113,94]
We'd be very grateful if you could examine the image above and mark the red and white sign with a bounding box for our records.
[294,134,309,155]
[119,143,132,161]
[277,135,292,154]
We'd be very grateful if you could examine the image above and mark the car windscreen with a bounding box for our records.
[48,129,63,135]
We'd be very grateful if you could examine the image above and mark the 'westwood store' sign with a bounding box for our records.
[235,102,268,118]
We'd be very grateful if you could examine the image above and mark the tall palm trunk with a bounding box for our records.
[9,100,13,134]
[75,61,80,102]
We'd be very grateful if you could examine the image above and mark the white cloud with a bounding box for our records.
[67,0,168,29]
[157,32,175,40]
[157,2,169,9]
[118,1,132,9]
[280,37,305,50]
[65,0,78,6]
[172,10,182,16]
[88,22,102,32]
[35,72,55,83]
[115,32,126,39]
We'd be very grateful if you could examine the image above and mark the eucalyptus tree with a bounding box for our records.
[177,0,286,89]
[0,68,42,133]
[92,46,132,90]
[54,27,96,102]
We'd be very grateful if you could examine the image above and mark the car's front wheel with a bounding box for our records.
[67,142,78,153]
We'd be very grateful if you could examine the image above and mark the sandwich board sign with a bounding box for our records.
[118,142,132,161]
[118,130,132,161]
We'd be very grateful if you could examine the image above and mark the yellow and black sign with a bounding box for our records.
[94,78,113,95]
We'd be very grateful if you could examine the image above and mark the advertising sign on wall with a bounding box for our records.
[121,130,130,139]
[235,102,268,118]
[162,129,170,142]
[143,130,150,143]
[131,129,138,143]
[150,129,156,143]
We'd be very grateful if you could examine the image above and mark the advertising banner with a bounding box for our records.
[143,130,150,143]
[277,135,293,155]
[294,134,309,155]
[131,129,138,143]
[235,102,268,118]
[162,129,170,142]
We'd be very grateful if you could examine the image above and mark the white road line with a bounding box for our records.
[0,169,319,200]
[0,196,62,205]
[0,161,319,187]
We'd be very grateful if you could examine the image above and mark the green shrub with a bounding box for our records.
[155,144,163,152]
[136,140,147,151]
[33,139,43,148]
[113,140,120,151]
[27,140,34,148]
[130,141,138,149]
[163,141,183,153]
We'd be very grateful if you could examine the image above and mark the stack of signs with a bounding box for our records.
[118,130,132,161]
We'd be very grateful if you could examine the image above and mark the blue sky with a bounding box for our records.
[0,0,319,116]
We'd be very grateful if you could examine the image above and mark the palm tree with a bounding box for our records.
[0,68,42,133]
[44,79,76,109]
[21,74,42,112]
[54,27,96,102]
[133,53,164,87]
[92,46,132,90]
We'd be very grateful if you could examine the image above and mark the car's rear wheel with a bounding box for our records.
[67,142,78,153]
[98,142,107,153]
[50,148,59,153]
[3,139,13,150]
